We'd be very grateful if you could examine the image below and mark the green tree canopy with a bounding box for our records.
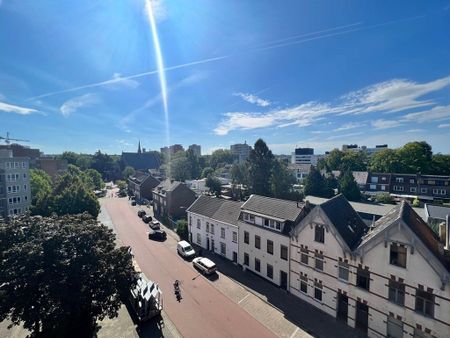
[91,151,115,180]
[430,154,450,175]
[341,151,367,171]
[30,169,53,216]
[369,149,405,173]
[84,168,104,190]
[248,139,274,196]
[231,162,249,185]
[210,149,234,169]
[303,166,334,198]
[397,141,432,174]
[338,170,361,201]
[206,175,222,197]
[176,219,189,241]
[122,166,135,180]
[270,160,296,199]
[201,167,214,179]
[170,157,191,182]
[0,214,137,337]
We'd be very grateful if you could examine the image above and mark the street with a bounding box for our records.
[102,196,277,338]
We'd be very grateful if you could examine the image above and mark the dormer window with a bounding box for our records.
[390,243,407,268]
[314,225,325,243]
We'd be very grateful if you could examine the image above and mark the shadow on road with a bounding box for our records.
[123,301,165,338]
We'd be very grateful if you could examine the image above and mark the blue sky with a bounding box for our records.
[1,0,450,155]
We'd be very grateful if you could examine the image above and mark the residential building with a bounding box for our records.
[287,163,311,183]
[390,173,450,202]
[35,156,68,181]
[365,172,392,195]
[0,149,31,220]
[152,179,196,220]
[341,144,388,156]
[188,144,201,157]
[291,194,450,337]
[424,204,450,231]
[238,195,310,289]
[230,142,252,163]
[0,143,41,165]
[121,142,161,171]
[327,170,369,191]
[291,147,324,166]
[187,195,243,262]
[160,144,184,156]
[185,178,209,196]
[128,171,160,202]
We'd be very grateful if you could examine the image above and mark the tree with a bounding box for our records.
[170,157,191,181]
[91,151,115,180]
[206,175,222,197]
[186,149,200,179]
[341,151,367,171]
[0,214,137,337]
[369,149,405,173]
[210,149,234,169]
[30,169,53,216]
[84,168,104,190]
[248,139,274,196]
[374,193,395,204]
[397,141,432,174]
[339,170,361,201]
[270,160,296,199]
[60,151,79,166]
[115,180,127,191]
[231,162,249,185]
[122,166,135,180]
[176,219,189,241]
[303,166,333,198]
[430,154,450,175]
[325,149,344,170]
[201,167,214,179]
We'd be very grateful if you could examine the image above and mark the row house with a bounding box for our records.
[238,195,311,289]
[152,179,196,221]
[290,194,450,338]
[187,195,242,262]
[128,171,160,202]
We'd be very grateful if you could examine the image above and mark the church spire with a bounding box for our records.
[138,140,142,154]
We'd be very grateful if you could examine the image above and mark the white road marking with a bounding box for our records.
[290,327,299,338]
[238,293,250,304]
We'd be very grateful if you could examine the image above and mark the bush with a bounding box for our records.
[176,219,189,241]
[374,193,395,204]
[412,198,420,207]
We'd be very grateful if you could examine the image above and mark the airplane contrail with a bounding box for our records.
[27,55,229,100]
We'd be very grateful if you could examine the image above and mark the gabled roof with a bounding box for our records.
[154,179,182,193]
[425,204,450,221]
[241,194,305,222]
[360,201,450,271]
[320,194,368,250]
[121,151,160,170]
[129,172,150,184]
[187,195,243,226]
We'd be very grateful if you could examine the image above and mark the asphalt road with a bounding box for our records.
[103,197,276,338]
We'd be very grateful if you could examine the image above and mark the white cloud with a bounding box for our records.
[60,94,98,117]
[326,132,364,140]
[333,122,366,132]
[104,73,140,90]
[147,0,167,22]
[234,92,271,107]
[438,123,450,128]
[371,119,403,129]
[405,129,425,133]
[117,139,133,147]
[401,105,450,123]
[0,101,38,115]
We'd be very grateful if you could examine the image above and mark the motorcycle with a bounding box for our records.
[173,280,182,301]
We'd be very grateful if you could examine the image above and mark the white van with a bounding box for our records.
[177,240,196,259]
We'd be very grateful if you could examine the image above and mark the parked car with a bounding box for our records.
[148,229,167,241]
[131,200,137,206]
[192,257,217,275]
[149,220,160,230]
[137,210,146,218]
[142,215,153,223]
[177,240,196,259]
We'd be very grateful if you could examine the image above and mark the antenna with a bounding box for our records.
[0,132,30,145]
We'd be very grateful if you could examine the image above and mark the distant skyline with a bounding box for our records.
[1,0,450,155]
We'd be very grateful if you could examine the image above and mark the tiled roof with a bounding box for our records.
[425,204,450,221]
[187,195,243,225]
[121,152,160,171]
[320,194,368,250]
[154,179,182,193]
[287,163,312,171]
[242,194,305,222]
[130,172,150,184]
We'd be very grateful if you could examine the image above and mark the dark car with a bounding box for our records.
[131,200,137,206]
[149,220,161,230]
[137,210,146,218]
[148,229,166,241]
[142,215,153,223]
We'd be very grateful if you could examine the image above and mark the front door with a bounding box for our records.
[280,271,288,290]
[211,239,215,252]
[336,292,348,323]
[355,301,369,334]
[232,251,237,263]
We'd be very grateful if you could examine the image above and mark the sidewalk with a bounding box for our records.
[193,244,366,338]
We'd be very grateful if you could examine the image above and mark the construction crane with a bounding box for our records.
[0,132,30,145]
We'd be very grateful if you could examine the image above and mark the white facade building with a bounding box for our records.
[287,163,311,183]
[238,195,310,289]
[290,194,450,338]
[230,143,252,163]
[291,148,324,166]
[187,195,242,262]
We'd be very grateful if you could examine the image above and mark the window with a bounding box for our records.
[244,231,249,244]
[248,214,255,223]
[390,243,407,268]
[370,184,376,190]
[244,253,249,266]
[196,233,201,245]
[314,250,324,271]
[23,173,27,179]
[300,246,309,265]
[189,216,192,226]
[338,260,349,281]
[410,187,417,193]
[413,328,433,338]
[421,188,427,193]
[280,245,288,261]
[220,242,226,255]
[428,180,435,185]
[395,177,404,183]
[393,186,404,192]
[255,258,260,272]
[210,224,214,234]
[371,177,378,183]
[314,280,322,301]
[314,225,325,243]
[221,227,225,239]
[206,222,209,233]
[410,179,415,184]
[388,279,405,306]
[300,274,308,293]
[387,316,403,338]
[356,266,370,291]
[267,240,273,255]
[264,218,269,227]
[255,235,261,249]
[415,288,434,317]
[266,264,273,279]
[381,185,386,191]
[22,162,26,168]
[197,219,201,229]
[232,231,237,243]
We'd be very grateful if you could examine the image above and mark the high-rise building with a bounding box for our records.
[230,142,252,163]
[0,149,31,220]
[188,144,201,157]
[291,147,323,166]
[160,144,184,156]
